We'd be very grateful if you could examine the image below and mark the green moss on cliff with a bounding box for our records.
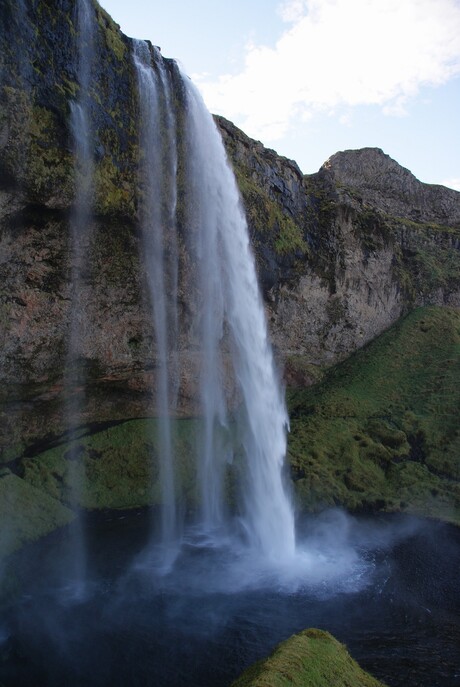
[231,628,386,687]
[28,105,73,200]
[95,4,127,64]
[275,214,308,255]
[94,152,137,217]
[234,166,308,259]
[55,76,79,101]
[226,123,459,302]
[0,86,73,203]
[89,3,139,217]
[287,306,460,523]
[1,0,139,215]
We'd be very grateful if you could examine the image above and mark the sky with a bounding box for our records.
[100,0,460,190]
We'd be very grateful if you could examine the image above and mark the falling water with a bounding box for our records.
[184,90,228,532]
[64,0,95,593]
[133,41,179,555]
[131,41,295,560]
[182,79,296,559]
[9,0,33,89]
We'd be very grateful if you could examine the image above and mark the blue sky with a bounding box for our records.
[100,0,460,190]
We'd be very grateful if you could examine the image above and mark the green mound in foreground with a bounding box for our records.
[288,306,460,523]
[231,628,386,687]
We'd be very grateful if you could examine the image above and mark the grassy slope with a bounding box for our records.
[231,628,386,687]
[22,418,202,510]
[287,306,460,523]
[0,470,74,559]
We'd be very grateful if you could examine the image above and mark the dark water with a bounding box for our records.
[0,510,459,687]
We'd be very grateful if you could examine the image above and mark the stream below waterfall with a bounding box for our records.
[0,510,459,687]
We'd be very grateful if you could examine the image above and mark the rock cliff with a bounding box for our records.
[217,117,460,384]
[323,147,460,227]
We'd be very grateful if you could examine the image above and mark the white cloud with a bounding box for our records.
[441,177,460,191]
[196,0,460,142]
[338,111,352,127]
[278,0,309,23]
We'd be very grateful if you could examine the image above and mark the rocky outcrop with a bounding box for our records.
[217,117,460,383]
[322,147,460,227]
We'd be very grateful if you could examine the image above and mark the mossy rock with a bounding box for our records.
[0,470,74,560]
[0,0,139,215]
[231,628,386,687]
[233,167,309,257]
[287,306,460,524]
[0,85,75,206]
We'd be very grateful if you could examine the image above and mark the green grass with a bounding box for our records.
[0,471,74,559]
[231,628,386,687]
[21,417,232,512]
[22,419,196,509]
[287,306,460,523]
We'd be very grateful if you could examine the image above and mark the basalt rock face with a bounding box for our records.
[1,0,141,458]
[1,1,459,473]
[0,0,195,463]
[217,117,460,385]
[0,0,139,215]
[323,147,460,227]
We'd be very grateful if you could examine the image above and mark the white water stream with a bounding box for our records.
[182,78,296,559]
[64,0,95,596]
[133,41,180,557]
[133,42,295,562]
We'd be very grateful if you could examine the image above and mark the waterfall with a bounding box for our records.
[133,41,180,556]
[67,0,94,452]
[182,79,296,559]
[185,92,229,532]
[132,40,295,561]
[64,0,95,593]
